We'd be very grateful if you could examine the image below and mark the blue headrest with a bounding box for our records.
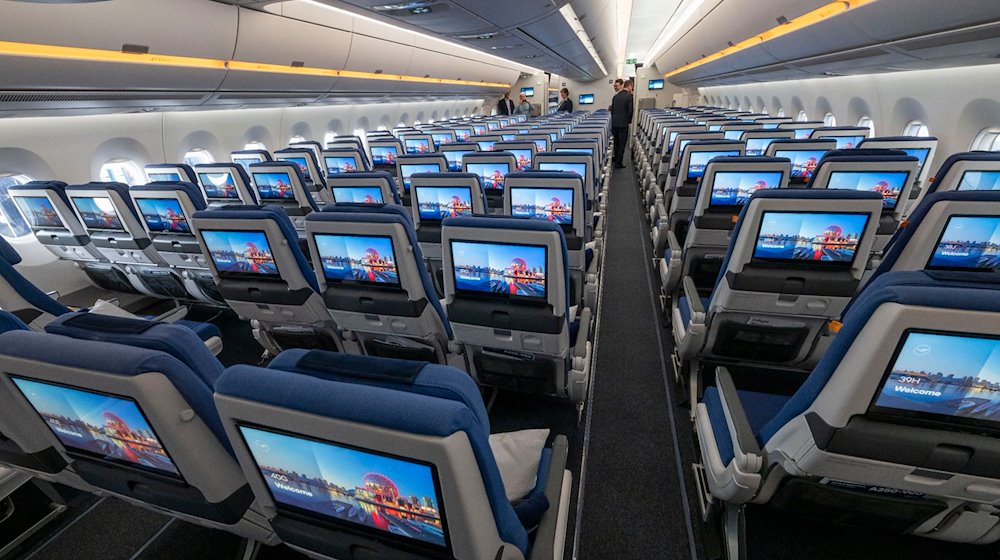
[925,151,1000,194]
[0,236,22,265]
[247,162,318,211]
[145,163,197,183]
[758,270,1000,444]
[193,205,320,292]
[66,182,139,219]
[136,182,208,210]
[0,311,28,333]
[10,181,71,208]
[216,351,529,554]
[0,328,232,453]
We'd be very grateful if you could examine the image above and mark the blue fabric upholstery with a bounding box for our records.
[703,386,791,465]
[925,151,1000,194]
[0,311,29,333]
[307,205,451,337]
[0,329,231,452]
[145,163,197,184]
[193,205,320,292]
[247,162,319,211]
[757,270,1000,443]
[678,296,710,329]
[0,236,22,265]
[175,320,222,342]
[218,350,532,554]
[134,182,208,210]
[328,171,402,205]
[193,164,257,204]
[0,237,72,318]
[67,182,139,219]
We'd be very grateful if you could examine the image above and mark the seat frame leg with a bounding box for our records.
[723,502,747,560]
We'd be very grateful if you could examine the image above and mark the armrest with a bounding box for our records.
[151,306,187,323]
[528,435,569,560]
[573,307,591,359]
[666,230,681,256]
[714,367,761,459]
[682,276,705,316]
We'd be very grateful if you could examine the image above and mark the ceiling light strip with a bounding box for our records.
[663,0,878,78]
[0,40,511,88]
[558,4,608,76]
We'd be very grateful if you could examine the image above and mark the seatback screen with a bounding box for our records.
[793,128,815,139]
[370,146,398,166]
[871,331,1000,433]
[927,216,1000,271]
[723,130,746,141]
[687,151,741,179]
[537,162,587,181]
[239,425,448,550]
[14,196,63,228]
[202,230,279,277]
[442,151,471,172]
[252,172,297,200]
[466,163,509,191]
[774,150,826,180]
[474,140,496,151]
[509,150,533,171]
[72,197,125,232]
[282,156,311,179]
[453,128,472,141]
[709,172,783,209]
[430,133,454,148]
[472,124,487,135]
[451,240,547,299]
[136,198,190,233]
[831,135,865,149]
[404,138,431,155]
[745,138,783,156]
[957,171,1000,191]
[233,157,262,172]
[510,187,574,226]
[198,172,240,199]
[901,148,931,175]
[531,139,548,152]
[314,234,400,286]
[399,164,442,191]
[12,377,179,477]
[147,172,182,182]
[324,157,359,174]
[753,211,870,266]
[827,171,909,209]
[415,186,474,222]
[331,187,384,205]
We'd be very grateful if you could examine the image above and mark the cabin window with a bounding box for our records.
[796,110,809,122]
[323,131,337,146]
[100,159,145,184]
[971,128,1000,151]
[0,173,34,239]
[857,116,875,136]
[289,135,306,144]
[823,113,837,127]
[183,148,214,166]
[244,141,267,151]
[903,120,930,137]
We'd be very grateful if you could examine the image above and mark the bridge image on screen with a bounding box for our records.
[315,234,399,285]
[776,150,825,179]
[332,187,383,205]
[404,139,431,154]
[827,171,908,208]
[325,157,359,174]
[202,230,278,276]
[239,426,446,548]
[370,146,398,166]
[874,332,1000,425]
[136,198,190,233]
[73,197,124,231]
[687,151,741,178]
[253,173,296,200]
[452,241,546,298]
[710,172,783,207]
[12,377,178,476]
[466,163,509,190]
[754,212,869,263]
[957,171,1000,191]
[199,173,240,199]
[510,188,574,224]
[928,216,1000,270]
[416,187,473,220]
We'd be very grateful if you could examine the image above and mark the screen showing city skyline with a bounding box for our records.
[415,186,474,221]
[957,171,1000,192]
[281,156,311,179]
[12,377,179,477]
[14,196,63,228]
[324,157,360,175]
[239,425,447,549]
[793,128,815,139]
[753,211,869,265]
[688,150,741,179]
[466,163,509,191]
[745,138,784,156]
[314,234,399,286]
[198,172,240,199]
[537,162,587,181]
[453,128,472,141]
[709,172,783,208]
[510,187,574,225]
[508,150,533,172]
[331,187,384,205]
[442,150,472,172]
[927,216,1000,271]
[136,198,190,233]
[775,150,827,180]
[827,171,910,209]
[370,146,398,166]
[430,133,454,147]
[872,331,1000,430]
[253,172,297,200]
[474,140,497,151]
[404,138,431,155]
[399,164,442,191]
[831,135,865,149]
[202,230,279,277]
[72,196,125,232]
[451,240,546,299]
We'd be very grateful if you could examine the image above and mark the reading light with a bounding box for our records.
[663,0,878,78]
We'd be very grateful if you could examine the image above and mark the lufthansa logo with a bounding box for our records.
[913,344,931,357]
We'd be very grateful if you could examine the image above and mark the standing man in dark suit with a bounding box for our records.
[610,79,633,168]
[496,91,515,116]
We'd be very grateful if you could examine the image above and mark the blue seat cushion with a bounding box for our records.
[677,296,710,329]
[0,311,29,333]
[703,386,790,465]
[176,319,222,342]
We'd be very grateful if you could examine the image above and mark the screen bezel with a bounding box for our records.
[236,422,452,555]
[925,214,1000,273]
[449,239,549,303]
[201,228,282,280]
[750,210,870,270]
[70,196,127,233]
[867,328,1000,436]
[134,197,191,234]
[312,233,402,289]
[10,375,183,480]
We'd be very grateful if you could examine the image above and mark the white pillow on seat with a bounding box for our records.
[489,428,550,502]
